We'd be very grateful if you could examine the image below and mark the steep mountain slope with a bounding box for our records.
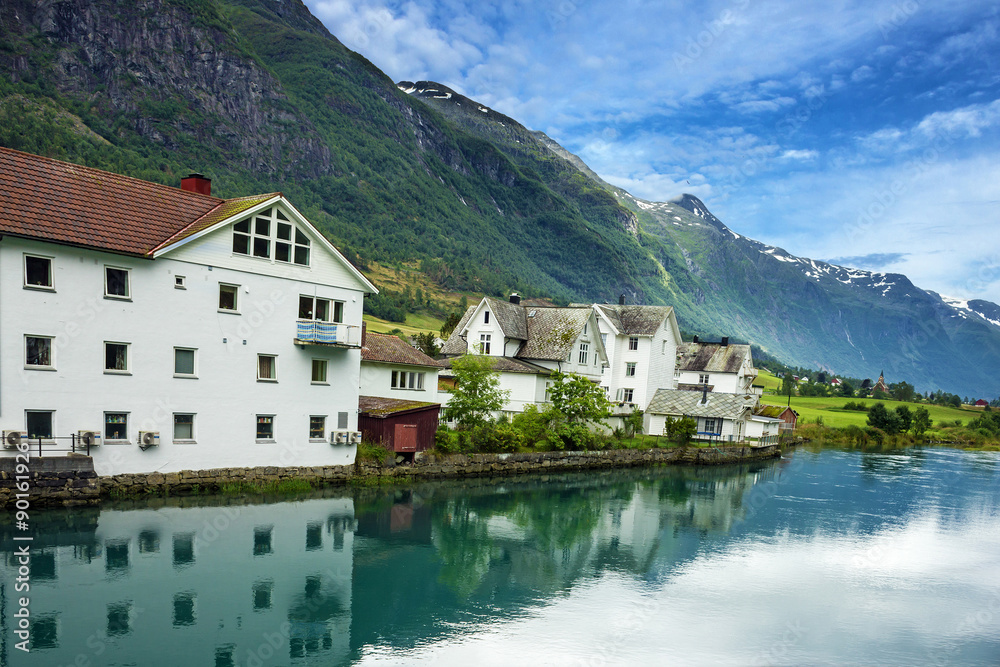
[401,82,1000,397]
[0,1,997,397]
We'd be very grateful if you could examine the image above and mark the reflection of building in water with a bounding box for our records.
[656,465,778,535]
[0,496,355,666]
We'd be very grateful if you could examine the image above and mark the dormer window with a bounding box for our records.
[232,207,310,266]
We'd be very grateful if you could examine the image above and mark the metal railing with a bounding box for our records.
[7,434,92,457]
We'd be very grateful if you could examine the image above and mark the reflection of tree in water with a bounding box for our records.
[432,496,496,598]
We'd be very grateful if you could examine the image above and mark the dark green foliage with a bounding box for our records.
[663,416,698,446]
[912,407,932,436]
[842,401,868,411]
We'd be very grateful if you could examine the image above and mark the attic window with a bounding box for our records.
[232,207,310,266]
[484,311,490,324]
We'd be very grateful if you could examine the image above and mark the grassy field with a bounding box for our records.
[363,312,445,337]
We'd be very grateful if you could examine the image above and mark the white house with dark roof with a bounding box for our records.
[0,147,377,474]
[645,389,757,442]
[674,338,759,395]
[440,295,608,416]
[593,302,682,410]
[360,330,442,405]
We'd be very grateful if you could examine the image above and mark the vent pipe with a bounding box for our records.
[509,293,521,305]
[692,335,699,343]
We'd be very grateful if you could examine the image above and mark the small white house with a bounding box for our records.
[360,330,442,404]
[674,338,759,395]
[0,147,377,475]
[645,389,757,443]
[440,295,608,415]
[594,302,682,410]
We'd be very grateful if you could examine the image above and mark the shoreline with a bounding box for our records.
[1,445,782,509]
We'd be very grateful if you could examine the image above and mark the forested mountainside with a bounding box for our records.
[1,0,998,397]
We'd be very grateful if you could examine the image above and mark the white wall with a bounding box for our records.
[2,235,366,475]
[360,361,440,404]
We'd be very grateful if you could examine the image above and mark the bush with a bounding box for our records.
[470,422,523,453]
[843,401,868,411]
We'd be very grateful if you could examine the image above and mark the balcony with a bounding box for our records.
[294,320,362,348]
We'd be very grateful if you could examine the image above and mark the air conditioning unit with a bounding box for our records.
[77,430,102,447]
[138,431,160,449]
[330,431,349,445]
[2,431,26,448]
[349,431,362,445]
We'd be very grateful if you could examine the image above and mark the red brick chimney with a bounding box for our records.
[180,173,211,196]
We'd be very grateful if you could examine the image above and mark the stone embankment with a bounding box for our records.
[1,445,780,509]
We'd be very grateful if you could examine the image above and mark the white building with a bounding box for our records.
[0,147,376,475]
[645,389,757,443]
[359,330,442,405]
[593,302,682,409]
[674,338,759,395]
[440,295,608,417]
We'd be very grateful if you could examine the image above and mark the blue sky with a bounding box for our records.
[304,0,1000,302]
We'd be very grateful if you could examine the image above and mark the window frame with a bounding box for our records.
[25,334,55,370]
[173,413,196,443]
[578,342,589,365]
[479,333,491,355]
[622,388,634,403]
[309,415,326,441]
[311,358,329,384]
[173,347,197,378]
[232,207,311,267]
[257,354,277,382]
[628,337,639,351]
[23,254,54,290]
[104,341,130,374]
[103,412,129,443]
[256,415,275,442]
[699,373,710,384]
[218,283,240,313]
[484,311,490,324]
[625,362,637,377]
[25,410,54,440]
[391,370,426,391]
[174,275,186,290]
[104,266,131,300]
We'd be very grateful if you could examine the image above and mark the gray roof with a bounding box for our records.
[676,342,751,373]
[438,356,551,376]
[596,304,674,336]
[647,389,756,420]
[440,305,477,356]
[516,307,593,361]
[485,297,528,340]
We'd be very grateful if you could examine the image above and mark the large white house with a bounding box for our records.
[593,302,682,409]
[0,147,376,475]
[674,338,759,395]
[440,295,608,417]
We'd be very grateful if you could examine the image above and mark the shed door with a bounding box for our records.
[394,424,418,452]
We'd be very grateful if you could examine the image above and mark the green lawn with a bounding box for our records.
[758,392,978,429]
[363,312,444,337]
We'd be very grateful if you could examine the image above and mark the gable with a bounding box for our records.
[155,197,377,293]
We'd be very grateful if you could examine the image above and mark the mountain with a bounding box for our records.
[1,0,998,398]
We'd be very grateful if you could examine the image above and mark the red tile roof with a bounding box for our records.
[0,146,275,257]
[361,332,443,367]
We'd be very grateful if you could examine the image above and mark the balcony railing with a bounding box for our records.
[294,320,362,348]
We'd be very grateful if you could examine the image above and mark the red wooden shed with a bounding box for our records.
[358,396,441,456]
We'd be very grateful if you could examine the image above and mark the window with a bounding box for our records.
[105,342,129,373]
[175,275,186,289]
[219,284,239,312]
[232,207,310,266]
[311,359,328,383]
[26,411,53,439]
[104,267,130,299]
[309,416,326,440]
[391,370,426,390]
[626,362,637,377]
[174,348,196,377]
[601,333,608,346]
[628,337,639,350]
[583,323,588,334]
[699,374,710,384]
[257,355,276,381]
[173,414,194,441]
[104,413,128,441]
[578,342,589,365]
[704,418,719,434]
[484,311,490,324]
[24,255,53,289]
[479,334,491,355]
[621,388,634,403]
[25,335,54,368]
[256,415,274,440]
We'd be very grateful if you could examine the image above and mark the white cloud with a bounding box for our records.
[915,99,1000,138]
[780,149,819,160]
[850,65,875,82]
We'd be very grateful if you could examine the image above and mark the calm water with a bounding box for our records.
[2,447,999,666]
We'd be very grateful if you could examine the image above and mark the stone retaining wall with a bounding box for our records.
[2,445,780,508]
[0,454,100,509]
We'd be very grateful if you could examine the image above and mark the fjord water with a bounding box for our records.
[5,448,999,666]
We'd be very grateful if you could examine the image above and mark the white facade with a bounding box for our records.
[359,361,440,405]
[2,197,375,475]
[675,346,758,395]
[595,306,681,410]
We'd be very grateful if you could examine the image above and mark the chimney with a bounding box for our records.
[692,335,699,343]
[361,321,367,348]
[509,293,521,305]
[701,385,709,405]
[721,336,729,346]
[180,173,212,196]
[619,294,626,305]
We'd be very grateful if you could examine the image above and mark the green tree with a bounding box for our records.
[440,311,462,339]
[838,380,855,397]
[780,374,796,398]
[443,354,510,428]
[547,371,612,425]
[623,408,644,439]
[894,405,912,433]
[664,416,697,445]
[892,381,916,403]
[412,331,440,357]
[911,407,932,437]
